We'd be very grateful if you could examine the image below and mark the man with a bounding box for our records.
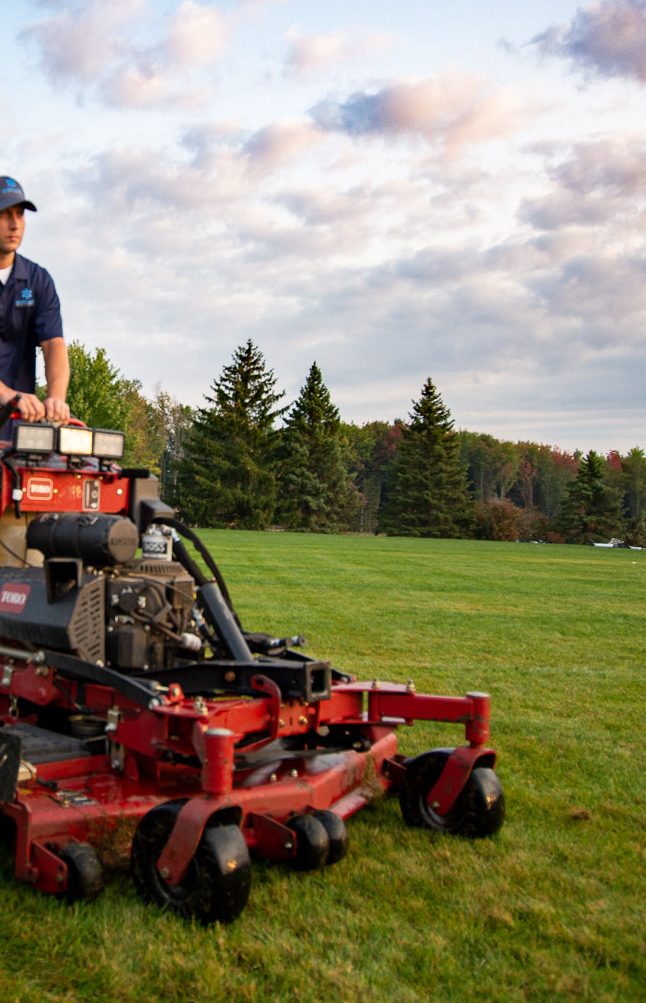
[0,176,70,425]
[0,176,70,565]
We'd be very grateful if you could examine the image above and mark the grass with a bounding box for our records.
[0,534,644,1002]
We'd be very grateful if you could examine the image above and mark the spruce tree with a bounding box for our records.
[378,378,473,538]
[558,451,623,544]
[176,341,284,528]
[276,362,359,531]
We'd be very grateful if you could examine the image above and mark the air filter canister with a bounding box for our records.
[27,513,139,566]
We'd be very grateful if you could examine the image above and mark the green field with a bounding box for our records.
[1,535,644,1002]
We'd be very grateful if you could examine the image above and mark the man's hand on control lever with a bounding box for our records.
[14,391,46,421]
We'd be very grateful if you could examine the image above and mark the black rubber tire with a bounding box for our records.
[399,752,505,838]
[288,814,330,870]
[60,841,104,902]
[311,810,349,865]
[131,800,251,924]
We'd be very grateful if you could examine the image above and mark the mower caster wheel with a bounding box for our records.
[60,842,104,902]
[399,753,505,838]
[311,810,348,864]
[131,800,251,925]
[288,814,330,870]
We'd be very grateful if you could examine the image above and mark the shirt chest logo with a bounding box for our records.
[15,287,35,308]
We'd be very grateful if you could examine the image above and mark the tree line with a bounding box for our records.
[50,340,646,546]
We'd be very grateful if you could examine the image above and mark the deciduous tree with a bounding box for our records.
[343,420,403,533]
[59,342,160,468]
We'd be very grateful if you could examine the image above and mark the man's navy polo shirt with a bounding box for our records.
[0,253,63,393]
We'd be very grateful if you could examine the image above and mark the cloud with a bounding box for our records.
[243,121,321,172]
[20,0,230,109]
[530,252,646,329]
[66,147,218,214]
[531,0,646,83]
[164,1,229,65]
[179,118,324,181]
[100,65,176,110]
[310,74,529,155]
[546,137,646,194]
[284,27,391,77]
[521,136,646,230]
[20,0,141,84]
[522,189,616,230]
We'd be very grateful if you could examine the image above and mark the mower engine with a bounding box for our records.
[104,556,198,671]
[0,407,505,925]
[0,545,197,672]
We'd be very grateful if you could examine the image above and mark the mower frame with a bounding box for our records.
[0,409,504,923]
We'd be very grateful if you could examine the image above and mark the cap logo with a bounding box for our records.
[0,177,34,211]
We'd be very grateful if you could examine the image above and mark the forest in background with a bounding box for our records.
[47,340,646,546]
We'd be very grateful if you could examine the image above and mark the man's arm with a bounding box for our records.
[41,337,71,421]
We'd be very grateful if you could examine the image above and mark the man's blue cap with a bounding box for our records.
[0,177,37,212]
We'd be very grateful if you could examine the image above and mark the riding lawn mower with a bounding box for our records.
[0,401,505,923]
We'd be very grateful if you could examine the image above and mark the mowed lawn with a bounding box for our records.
[0,534,644,1003]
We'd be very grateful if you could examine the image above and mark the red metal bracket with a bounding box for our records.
[247,812,296,862]
[250,674,282,740]
[26,840,67,894]
[426,746,496,815]
[155,796,239,887]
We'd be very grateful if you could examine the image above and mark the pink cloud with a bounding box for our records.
[20,0,142,83]
[531,0,646,84]
[101,65,176,110]
[243,121,321,171]
[20,0,230,109]
[311,75,530,154]
[285,28,391,77]
[165,1,229,66]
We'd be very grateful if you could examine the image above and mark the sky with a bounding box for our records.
[3,0,645,454]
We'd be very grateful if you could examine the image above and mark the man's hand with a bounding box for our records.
[44,396,71,422]
[13,392,46,422]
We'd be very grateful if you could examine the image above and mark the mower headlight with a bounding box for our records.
[14,422,57,454]
[58,425,94,456]
[92,429,125,460]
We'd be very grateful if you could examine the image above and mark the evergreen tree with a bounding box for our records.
[176,341,284,528]
[378,378,473,538]
[620,447,646,544]
[276,362,360,531]
[557,450,623,544]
